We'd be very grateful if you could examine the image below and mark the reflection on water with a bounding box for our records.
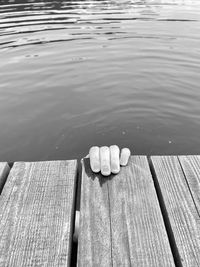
[0,0,200,161]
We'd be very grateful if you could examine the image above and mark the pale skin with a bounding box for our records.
[86,145,131,176]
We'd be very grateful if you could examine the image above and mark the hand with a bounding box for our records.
[87,145,131,176]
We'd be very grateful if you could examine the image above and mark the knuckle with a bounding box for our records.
[111,165,120,173]
[90,146,99,151]
[110,145,119,150]
[100,146,109,151]
[122,147,130,153]
[112,169,120,174]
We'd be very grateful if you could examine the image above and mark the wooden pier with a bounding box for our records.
[0,156,200,266]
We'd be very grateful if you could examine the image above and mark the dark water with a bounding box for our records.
[0,0,200,162]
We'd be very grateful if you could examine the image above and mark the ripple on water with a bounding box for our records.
[0,0,200,160]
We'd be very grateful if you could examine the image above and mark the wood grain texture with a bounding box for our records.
[179,155,200,215]
[77,158,112,267]
[0,160,77,267]
[0,162,10,193]
[108,156,174,266]
[151,156,200,267]
[78,156,174,267]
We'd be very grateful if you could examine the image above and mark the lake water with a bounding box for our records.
[0,0,200,162]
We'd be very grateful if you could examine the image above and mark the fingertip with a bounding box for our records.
[91,163,100,173]
[101,172,110,176]
[101,167,111,176]
[89,146,99,154]
[120,148,131,166]
[112,168,120,174]
[124,147,131,156]
[89,146,100,173]
[110,145,120,174]
[110,145,120,151]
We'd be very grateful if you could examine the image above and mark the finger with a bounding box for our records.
[89,146,100,173]
[110,145,120,174]
[100,146,111,176]
[120,148,131,166]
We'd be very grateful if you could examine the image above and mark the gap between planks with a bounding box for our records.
[150,156,200,267]
[2,156,200,267]
[0,162,10,194]
[148,157,183,267]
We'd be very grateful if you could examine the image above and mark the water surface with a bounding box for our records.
[0,0,200,162]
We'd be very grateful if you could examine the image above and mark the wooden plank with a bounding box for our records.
[77,158,112,267]
[0,162,10,193]
[151,156,200,267]
[0,160,77,267]
[179,155,200,215]
[78,156,175,266]
[108,156,174,266]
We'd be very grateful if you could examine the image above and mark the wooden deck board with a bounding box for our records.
[0,160,77,267]
[151,156,200,267]
[0,162,10,193]
[178,155,200,215]
[77,158,112,267]
[78,156,175,266]
[1,155,200,266]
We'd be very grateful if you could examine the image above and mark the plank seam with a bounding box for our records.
[72,165,80,238]
[69,162,79,267]
[107,182,113,267]
[148,156,183,267]
[177,156,200,218]
[0,163,11,194]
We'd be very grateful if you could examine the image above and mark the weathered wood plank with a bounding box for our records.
[151,156,200,267]
[0,160,77,267]
[77,158,112,267]
[179,155,200,215]
[0,162,10,193]
[78,156,175,266]
[108,156,174,266]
